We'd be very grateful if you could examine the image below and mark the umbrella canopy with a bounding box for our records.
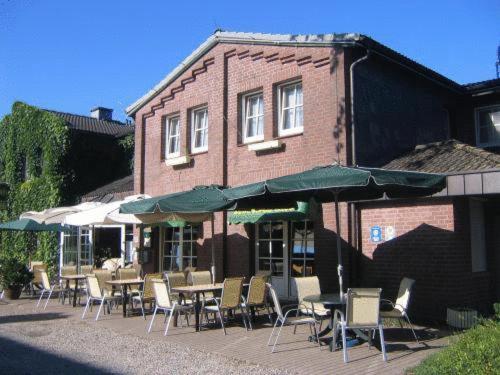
[21,202,103,224]
[64,195,150,226]
[0,218,67,232]
[224,164,446,298]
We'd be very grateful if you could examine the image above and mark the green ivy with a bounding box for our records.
[0,102,70,275]
[118,133,134,172]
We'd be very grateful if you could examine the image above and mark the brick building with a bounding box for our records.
[126,31,499,321]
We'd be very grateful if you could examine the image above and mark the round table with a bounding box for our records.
[303,293,345,351]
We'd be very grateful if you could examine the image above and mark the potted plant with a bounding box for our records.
[0,256,33,300]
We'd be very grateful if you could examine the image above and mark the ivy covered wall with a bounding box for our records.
[0,102,70,272]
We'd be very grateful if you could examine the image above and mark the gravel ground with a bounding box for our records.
[0,301,290,375]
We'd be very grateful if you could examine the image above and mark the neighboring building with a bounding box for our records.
[126,31,499,320]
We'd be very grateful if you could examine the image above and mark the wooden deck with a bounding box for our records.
[4,297,450,374]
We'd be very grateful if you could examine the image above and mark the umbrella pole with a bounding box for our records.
[334,192,344,301]
[210,213,215,284]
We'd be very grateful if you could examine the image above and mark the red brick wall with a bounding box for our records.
[132,42,351,285]
[359,198,491,321]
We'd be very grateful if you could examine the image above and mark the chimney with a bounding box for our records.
[90,107,113,121]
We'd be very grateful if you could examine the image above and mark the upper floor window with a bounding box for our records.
[165,115,180,158]
[191,107,208,153]
[476,105,500,147]
[278,81,303,136]
[242,92,264,143]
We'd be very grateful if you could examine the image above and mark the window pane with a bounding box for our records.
[257,116,264,136]
[283,108,293,129]
[246,117,257,137]
[259,259,271,272]
[271,241,283,258]
[291,259,304,277]
[270,222,283,238]
[271,259,283,276]
[296,84,303,105]
[304,260,315,276]
[258,241,269,257]
[305,240,315,258]
[292,240,305,256]
[283,87,294,108]
[259,223,270,238]
[295,106,303,128]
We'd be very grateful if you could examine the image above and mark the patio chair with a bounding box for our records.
[60,265,78,305]
[380,277,419,343]
[36,270,63,310]
[93,269,117,298]
[132,273,162,319]
[201,277,250,335]
[165,272,192,306]
[82,275,121,321]
[147,279,193,336]
[80,265,93,275]
[241,275,273,323]
[255,270,272,283]
[333,288,387,363]
[293,276,330,331]
[117,268,141,296]
[30,263,47,295]
[267,283,320,353]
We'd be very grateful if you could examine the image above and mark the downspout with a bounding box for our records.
[349,49,370,166]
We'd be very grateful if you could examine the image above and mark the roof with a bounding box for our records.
[126,30,462,116]
[383,139,500,174]
[45,109,134,137]
[81,175,134,202]
[463,78,500,95]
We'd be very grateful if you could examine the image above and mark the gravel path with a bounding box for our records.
[0,302,290,375]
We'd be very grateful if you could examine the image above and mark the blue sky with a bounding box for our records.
[0,0,498,122]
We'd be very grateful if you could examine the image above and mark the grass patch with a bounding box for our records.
[410,318,500,375]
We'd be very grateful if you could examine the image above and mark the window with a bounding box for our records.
[476,105,500,147]
[242,92,264,143]
[162,225,199,271]
[165,115,180,158]
[256,221,285,277]
[278,81,303,136]
[124,225,134,263]
[290,220,315,277]
[63,227,78,266]
[80,228,92,266]
[191,107,208,153]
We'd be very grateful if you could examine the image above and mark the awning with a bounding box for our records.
[228,201,313,224]
[0,218,68,232]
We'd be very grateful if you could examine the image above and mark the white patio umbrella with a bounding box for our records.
[64,195,151,226]
[21,202,103,224]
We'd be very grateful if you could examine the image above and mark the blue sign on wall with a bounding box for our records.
[370,226,382,243]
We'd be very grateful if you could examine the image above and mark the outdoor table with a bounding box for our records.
[172,283,223,332]
[303,293,344,351]
[106,279,144,318]
[60,274,86,307]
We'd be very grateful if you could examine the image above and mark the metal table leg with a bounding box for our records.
[122,286,128,317]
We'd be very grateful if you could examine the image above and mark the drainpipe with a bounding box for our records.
[349,50,370,166]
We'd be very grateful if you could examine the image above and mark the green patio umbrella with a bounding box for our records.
[224,164,446,298]
[120,185,236,281]
[0,218,67,232]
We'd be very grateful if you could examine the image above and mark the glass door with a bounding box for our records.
[289,220,315,298]
[255,221,288,297]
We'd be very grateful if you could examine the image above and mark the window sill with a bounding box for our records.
[248,140,283,152]
[278,128,303,138]
[164,155,191,166]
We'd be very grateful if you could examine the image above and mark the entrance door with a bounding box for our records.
[255,221,288,297]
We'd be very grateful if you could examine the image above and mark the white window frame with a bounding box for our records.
[242,92,264,143]
[191,107,208,153]
[165,115,181,159]
[160,226,199,272]
[475,105,500,147]
[278,81,303,136]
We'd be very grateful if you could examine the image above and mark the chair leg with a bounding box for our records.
[82,297,91,319]
[267,317,280,346]
[218,309,226,335]
[293,309,299,334]
[245,307,253,331]
[266,304,273,324]
[165,310,174,336]
[140,299,146,320]
[341,324,348,363]
[379,324,387,362]
[271,320,285,353]
[148,306,158,333]
[36,290,45,308]
[313,323,321,349]
[96,298,105,321]
[44,287,54,310]
[405,315,420,343]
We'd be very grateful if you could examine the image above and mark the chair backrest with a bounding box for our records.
[183,266,196,280]
[80,265,93,275]
[143,273,163,299]
[86,275,103,299]
[152,279,173,309]
[40,270,51,290]
[32,264,47,284]
[294,276,321,303]
[92,270,113,291]
[101,258,123,272]
[61,265,77,276]
[247,276,267,305]
[395,277,415,312]
[117,268,137,280]
[346,288,381,328]
[255,270,272,283]
[165,272,186,292]
[220,277,244,309]
[266,283,284,320]
[30,261,44,270]
[190,271,212,286]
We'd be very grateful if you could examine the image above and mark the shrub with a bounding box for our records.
[410,318,500,375]
[0,254,33,288]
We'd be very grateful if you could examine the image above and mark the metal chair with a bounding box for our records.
[147,279,193,336]
[36,270,62,310]
[82,275,120,321]
[293,276,330,331]
[201,277,250,335]
[133,273,162,319]
[241,275,273,323]
[267,283,320,353]
[60,265,78,305]
[380,277,419,342]
[333,288,387,363]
